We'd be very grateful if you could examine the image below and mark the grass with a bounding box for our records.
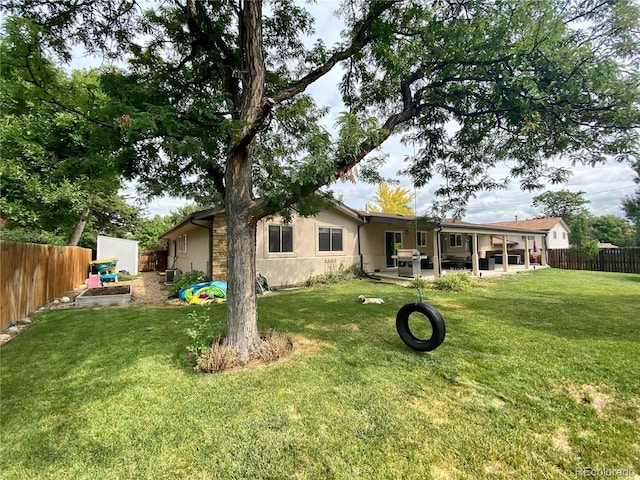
[1,269,638,479]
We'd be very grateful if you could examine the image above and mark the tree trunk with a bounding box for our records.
[223,0,265,361]
[67,208,90,246]
[224,147,263,361]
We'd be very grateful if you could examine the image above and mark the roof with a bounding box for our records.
[487,217,569,232]
[159,207,224,238]
[160,202,363,239]
[358,211,547,235]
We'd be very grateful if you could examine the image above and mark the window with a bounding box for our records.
[562,232,566,240]
[416,231,427,247]
[178,234,188,253]
[449,234,462,247]
[268,225,293,253]
[553,231,557,239]
[319,227,343,252]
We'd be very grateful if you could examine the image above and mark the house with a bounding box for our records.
[160,204,362,287]
[486,217,571,250]
[160,204,551,287]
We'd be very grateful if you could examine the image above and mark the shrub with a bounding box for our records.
[195,339,238,373]
[169,270,207,296]
[257,330,293,363]
[185,307,216,355]
[409,277,429,290]
[303,263,365,287]
[432,271,478,292]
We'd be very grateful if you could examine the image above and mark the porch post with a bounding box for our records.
[432,230,440,278]
[502,234,509,272]
[472,233,479,276]
[524,235,530,269]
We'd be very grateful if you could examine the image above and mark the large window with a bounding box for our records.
[319,227,343,252]
[268,225,293,253]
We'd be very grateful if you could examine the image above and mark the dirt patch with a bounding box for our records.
[568,384,612,418]
[552,427,573,453]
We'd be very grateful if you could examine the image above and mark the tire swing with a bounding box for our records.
[396,288,445,352]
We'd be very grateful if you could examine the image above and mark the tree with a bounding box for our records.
[365,183,415,214]
[591,214,636,247]
[131,204,210,251]
[532,189,591,219]
[4,0,639,359]
[0,21,129,246]
[529,190,638,253]
[622,162,640,245]
[531,190,599,253]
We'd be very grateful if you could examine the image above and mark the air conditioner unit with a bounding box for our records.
[165,268,182,285]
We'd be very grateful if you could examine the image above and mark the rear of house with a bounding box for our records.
[160,205,363,287]
[256,206,362,286]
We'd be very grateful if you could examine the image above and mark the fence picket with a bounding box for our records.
[1,241,92,331]
[548,247,640,274]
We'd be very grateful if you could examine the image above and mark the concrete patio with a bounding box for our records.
[369,263,548,284]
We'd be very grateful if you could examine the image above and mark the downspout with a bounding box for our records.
[190,216,213,280]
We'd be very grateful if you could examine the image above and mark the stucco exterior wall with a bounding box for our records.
[165,223,210,275]
[255,209,361,287]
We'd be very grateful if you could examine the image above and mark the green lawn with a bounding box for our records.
[1,269,638,479]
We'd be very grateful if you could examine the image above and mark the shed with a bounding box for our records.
[96,235,139,275]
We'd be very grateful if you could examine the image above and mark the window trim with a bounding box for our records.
[416,231,427,247]
[318,226,344,253]
[178,234,188,254]
[267,224,294,254]
[449,234,462,247]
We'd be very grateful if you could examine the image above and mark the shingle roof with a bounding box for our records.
[487,217,565,231]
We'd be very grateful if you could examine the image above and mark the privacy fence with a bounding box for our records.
[0,241,92,331]
[138,249,168,272]
[548,247,640,274]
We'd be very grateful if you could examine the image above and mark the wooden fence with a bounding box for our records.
[0,241,92,331]
[548,247,640,274]
[138,250,168,272]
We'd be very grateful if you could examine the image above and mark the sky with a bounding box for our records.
[67,0,637,223]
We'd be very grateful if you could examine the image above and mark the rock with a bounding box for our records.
[52,299,60,305]
[0,333,12,344]
[17,317,31,325]
[7,326,19,335]
[60,296,71,303]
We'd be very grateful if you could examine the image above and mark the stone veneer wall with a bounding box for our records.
[211,214,227,281]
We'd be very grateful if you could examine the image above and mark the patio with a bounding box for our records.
[370,263,548,283]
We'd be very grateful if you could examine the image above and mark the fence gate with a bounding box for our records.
[138,250,168,272]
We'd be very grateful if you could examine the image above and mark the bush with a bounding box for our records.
[257,330,293,363]
[169,270,207,296]
[303,263,365,287]
[432,271,478,292]
[185,307,217,356]
[195,339,238,373]
[409,277,429,290]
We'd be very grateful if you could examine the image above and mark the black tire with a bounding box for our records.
[396,302,446,352]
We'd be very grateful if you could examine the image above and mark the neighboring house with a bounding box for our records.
[160,204,550,286]
[487,217,571,250]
